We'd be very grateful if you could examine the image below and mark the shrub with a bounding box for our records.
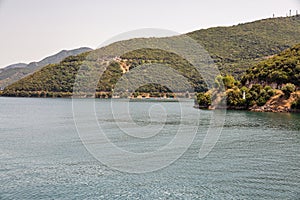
[196,92,211,108]
[291,98,300,109]
[46,92,54,97]
[249,91,259,100]
[40,91,46,97]
[250,84,262,94]
[223,75,236,89]
[249,100,256,107]
[30,91,39,97]
[264,86,275,97]
[226,89,242,106]
[281,83,296,97]
[257,96,267,106]
[18,90,30,97]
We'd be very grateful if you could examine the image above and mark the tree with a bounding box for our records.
[222,75,236,89]
[226,89,242,106]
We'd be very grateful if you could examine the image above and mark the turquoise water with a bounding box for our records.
[0,97,300,199]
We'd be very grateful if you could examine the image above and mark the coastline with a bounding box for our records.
[2,91,299,113]
[194,106,300,113]
[195,92,300,113]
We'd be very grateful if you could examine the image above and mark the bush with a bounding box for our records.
[18,90,30,97]
[264,86,275,97]
[281,83,296,97]
[226,89,242,106]
[46,92,54,97]
[40,91,46,97]
[257,96,267,106]
[30,91,39,97]
[250,84,262,95]
[291,98,300,109]
[196,92,211,108]
[249,91,259,100]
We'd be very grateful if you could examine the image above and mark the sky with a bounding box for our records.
[0,0,299,68]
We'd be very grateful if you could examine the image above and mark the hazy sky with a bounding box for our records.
[0,0,299,67]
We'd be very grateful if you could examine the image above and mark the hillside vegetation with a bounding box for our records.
[2,16,300,97]
[187,16,300,75]
[242,43,300,87]
[196,43,300,112]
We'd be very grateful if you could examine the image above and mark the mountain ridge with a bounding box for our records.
[0,47,93,89]
[1,63,27,70]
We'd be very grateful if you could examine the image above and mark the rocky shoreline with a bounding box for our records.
[195,90,300,113]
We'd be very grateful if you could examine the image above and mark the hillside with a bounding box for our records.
[196,43,300,112]
[0,47,92,89]
[187,16,300,75]
[2,16,300,97]
[242,43,300,88]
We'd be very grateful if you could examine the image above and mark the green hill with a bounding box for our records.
[2,16,300,97]
[241,43,300,87]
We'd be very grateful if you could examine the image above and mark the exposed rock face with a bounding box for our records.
[250,91,300,113]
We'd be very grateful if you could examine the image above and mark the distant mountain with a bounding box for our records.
[24,47,93,71]
[2,16,300,97]
[1,63,27,70]
[0,47,92,89]
[0,63,27,76]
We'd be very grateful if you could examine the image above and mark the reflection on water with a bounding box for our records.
[0,97,299,199]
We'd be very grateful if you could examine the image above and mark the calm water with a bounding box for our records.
[1,97,300,199]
